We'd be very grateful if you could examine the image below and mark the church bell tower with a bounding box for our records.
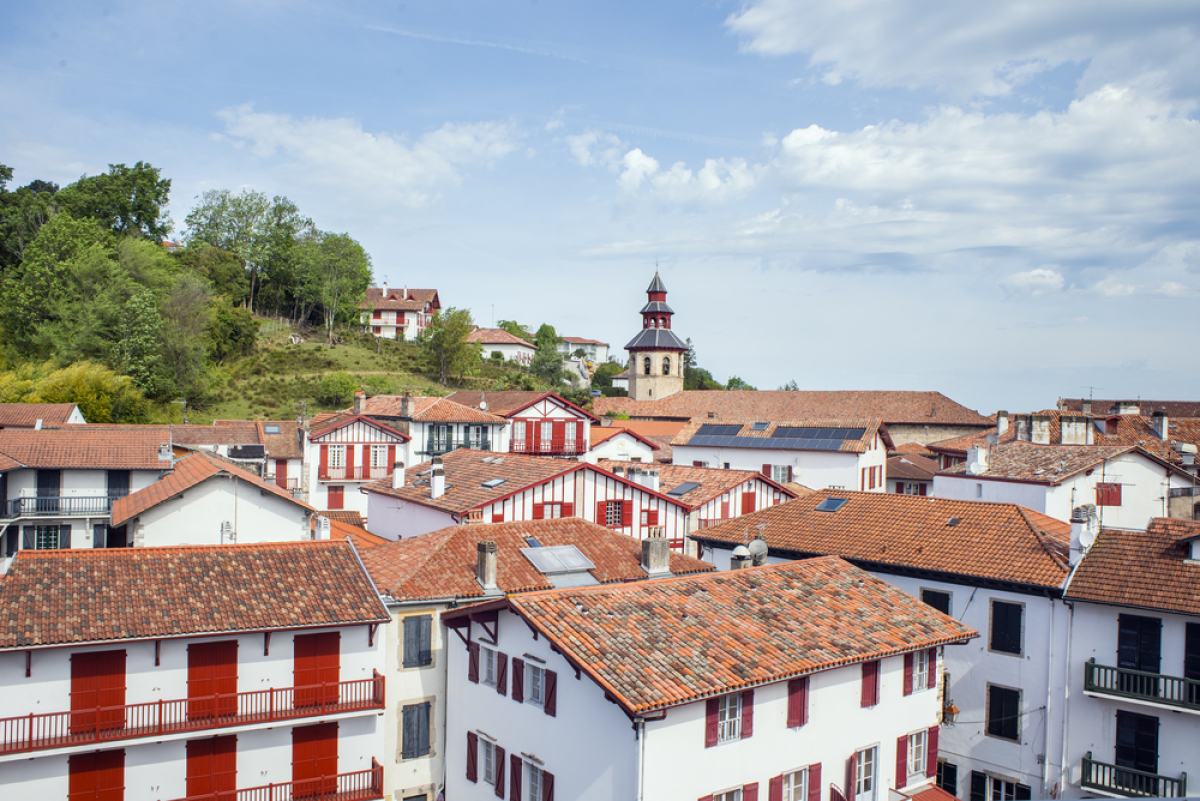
[625,272,688,401]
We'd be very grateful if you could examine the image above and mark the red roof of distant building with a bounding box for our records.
[1065,518,1200,616]
[0,403,81,428]
[466,328,537,348]
[0,425,171,470]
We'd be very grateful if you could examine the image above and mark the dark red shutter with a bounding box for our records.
[647,509,659,525]
[896,735,908,788]
[762,464,771,477]
[926,726,939,778]
[596,501,607,526]
[845,753,857,801]
[704,698,719,747]
[787,466,794,482]
[742,492,755,514]
[319,444,328,478]
[621,500,633,527]
[387,445,395,472]
[1113,484,1122,505]
[721,500,730,519]
[693,461,705,468]
[861,661,878,707]
[770,776,784,801]
[293,633,340,709]
[492,509,504,524]
[468,643,480,684]
[327,485,344,510]
[895,484,904,494]
[360,444,370,479]
[741,690,754,737]
[562,502,574,517]
[511,753,522,801]
[542,769,555,801]
[466,732,478,782]
[544,670,557,716]
[69,749,125,801]
[928,648,937,690]
[186,735,237,798]
[71,649,128,734]
[787,677,808,727]
[533,503,545,520]
[496,652,508,696]
[808,764,822,801]
[494,747,506,797]
[918,483,927,496]
[744,783,759,801]
[512,658,525,702]
[187,640,238,720]
[293,722,339,796]
[903,653,914,696]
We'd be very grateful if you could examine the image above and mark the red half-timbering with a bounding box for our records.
[186,735,237,799]
[188,641,238,721]
[71,650,127,735]
[294,632,341,708]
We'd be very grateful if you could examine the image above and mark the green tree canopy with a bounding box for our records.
[497,319,533,343]
[726,375,757,391]
[296,230,372,343]
[56,162,172,241]
[592,361,624,388]
[420,308,482,385]
[529,323,567,384]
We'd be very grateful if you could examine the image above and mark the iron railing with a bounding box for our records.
[1084,659,1200,711]
[317,466,390,482]
[423,439,492,456]
[511,439,586,456]
[0,495,124,519]
[0,672,384,756]
[1082,752,1186,798]
[167,758,383,801]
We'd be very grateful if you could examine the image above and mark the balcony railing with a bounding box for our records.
[0,672,384,756]
[1084,659,1200,712]
[423,439,491,456]
[1082,752,1187,798]
[168,758,383,801]
[511,439,586,456]
[0,495,124,519]
[317,466,390,482]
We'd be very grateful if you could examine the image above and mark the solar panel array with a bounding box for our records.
[687,424,867,452]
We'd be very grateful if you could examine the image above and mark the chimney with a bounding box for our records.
[1118,401,1140,416]
[1069,505,1097,565]
[316,516,331,540]
[1081,399,1092,415]
[403,284,408,300]
[1014,414,1031,442]
[1152,410,1169,440]
[1031,414,1051,445]
[476,540,498,591]
[353,391,366,415]
[1106,415,1120,436]
[966,446,989,476]
[643,468,660,493]
[430,457,445,499]
[400,393,415,420]
[996,411,1009,436]
[750,532,768,567]
[1061,415,1091,445]
[380,281,387,297]
[730,544,751,570]
[641,536,671,577]
[392,461,406,489]
[159,442,173,461]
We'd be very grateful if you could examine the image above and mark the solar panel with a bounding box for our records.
[695,424,742,437]
[667,481,701,497]
[521,545,596,574]
[815,497,849,513]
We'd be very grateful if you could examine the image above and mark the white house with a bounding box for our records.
[557,337,610,366]
[467,329,538,366]
[359,517,713,801]
[934,443,1195,529]
[441,555,976,801]
[0,403,87,429]
[692,490,1078,801]
[342,393,511,466]
[447,391,600,459]
[110,451,316,547]
[671,418,892,492]
[0,540,390,801]
[887,454,937,496]
[362,449,692,544]
[1059,518,1200,799]
[0,425,173,561]
[585,426,660,464]
[361,285,440,341]
[306,412,411,517]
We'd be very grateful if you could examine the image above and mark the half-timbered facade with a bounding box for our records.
[306,414,410,517]
[446,392,599,459]
[360,285,439,341]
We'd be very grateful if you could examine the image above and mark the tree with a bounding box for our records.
[56,162,172,241]
[726,376,757,391]
[114,287,162,394]
[779,379,800,391]
[173,244,249,303]
[497,320,533,343]
[530,323,567,384]
[296,230,372,344]
[592,361,624,388]
[0,360,150,423]
[420,307,482,385]
[206,298,260,364]
[0,176,59,271]
[158,273,213,401]
[316,372,358,406]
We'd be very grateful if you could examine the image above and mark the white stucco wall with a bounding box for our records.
[672,444,887,492]
[366,492,458,540]
[133,476,311,546]
[583,432,656,465]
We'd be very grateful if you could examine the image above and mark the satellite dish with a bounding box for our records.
[986,433,998,445]
[747,539,768,558]
[1079,527,1096,550]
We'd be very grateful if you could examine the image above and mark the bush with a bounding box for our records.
[316,372,358,406]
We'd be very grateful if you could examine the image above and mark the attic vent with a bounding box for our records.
[947,517,961,527]
[264,424,281,434]
[815,497,848,513]
[750,422,769,431]
[481,478,507,489]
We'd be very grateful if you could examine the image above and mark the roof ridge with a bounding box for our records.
[18,539,345,558]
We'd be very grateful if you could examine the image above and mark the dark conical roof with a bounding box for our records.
[646,272,667,293]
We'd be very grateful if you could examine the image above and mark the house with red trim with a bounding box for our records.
[467,329,537,366]
[447,391,600,459]
[0,403,87,429]
[335,393,511,465]
[585,425,660,464]
[360,284,440,341]
[361,449,692,546]
[305,413,411,517]
[0,541,390,801]
[441,556,975,801]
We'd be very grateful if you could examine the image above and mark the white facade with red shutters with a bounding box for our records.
[508,396,594,459]
[306,415,410,517]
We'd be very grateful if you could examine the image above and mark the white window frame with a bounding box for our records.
[327,444,346,469]
[605,501,623,527]
[907,730,927,784]
[370,444,389,467]
[481,738,496,785]
[855,745,878,801]
[35,525,60,550]
[717,692,742,743]
[527,663,545,706]
[914,648,931,692]
[565,423,576,446]
[540,421,553,450]
[481,646,497,687]
[526,761,544,799]
[771,465,789,484]
[513,421,526,443]
[782,767,808,801]
[543,503,563,519]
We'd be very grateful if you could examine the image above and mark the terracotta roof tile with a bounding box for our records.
[172,423,261,446]
[672,418,891,453]
[360,286,434,311]
[0,403,79,428]
[446,391,600,422]
[468,557,976,714]
[316,514,391,548]
[938,441,1186,484]
[1064,518,1200,615]
[588,427,660,450]
[467,328,536,347]
[692,489,1071,589]
[360,518,712,601]
[1061,399,1200,418]
[0,425,172,470]
[350,395,507,425]
[888,454,938,481]
[595,461,795,509]
[561,337,608,346]
[0,541,390,649]
[258,420,304,459]
[319,510,365,526]
[895,442,935,456]
[594,390,993,427]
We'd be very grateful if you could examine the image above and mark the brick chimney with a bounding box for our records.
[476,540,498,592]
[353,391,366,416]
[1013,414,1031,442]
[641,536,671,577]
[1031,414,1051,445]
[1060,415,1091,445]
[430,456,445,499]
[392,461,406,489]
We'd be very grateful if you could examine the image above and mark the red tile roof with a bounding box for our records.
[594,390,993,427]
[316,514,391,548]
[561,337,608,346]
[258,420,304,459]
[360,518,712,601]
[360,286,434,311]
[318,510,365,526]
[672,418,891,453]
[595,461,795,509]
[0,541,389,649]
[588,427,660,450]
[0,425,172,470]
[938,441,1190,484]
[0,403,80,428]
[692,489,1071,589]
[888,454,938,481]
[446,391,601,423]
[895,442,935,456]
[171,423,261,446]
[450,557,976,715]
[907,787,959,801]
[1064,518,1200,615]
[467,328,536,348]
[348,395,507,425]
[1060,398,1200,418]
[111,451,315,526]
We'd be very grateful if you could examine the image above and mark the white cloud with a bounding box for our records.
[1002,268,1065,295]
[565,131,623,168]
[215,104,519,207]
[1093,276,1137,296]
[647,157,760,204]
[617,148,659,191]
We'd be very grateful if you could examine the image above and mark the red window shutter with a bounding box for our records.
[468,643,480,683]
[762,464,771,477]
[387,445,395,471]
[575,421,583,450]
[895,483,904,494]
[928,648,937,690]
[861,661,878,707]
[808,764,822,801]
[896,735,908,788]
[721,500,730,519]
[466,732,478,782]
[621,500,633,527]
[187,735,236,798]
[496,652,508,696]
[510,753,523,801]
[70,749,126,801]
[319,444,328,477]
[918,483,927,496]
[554,421,565,447]
[693,461,705,468]
[373,310,381,320]
[494,747,506,796]
[903,653,914,696]
[741,689,754,737]
[926,726,939,778]
[770,776,784,801]
[845,754,856,801]
[647,509,659,526]
[361,444,370,477]
[512,658,525,702]
[544,670,557,716]
[187,640,238,720]
[293,722,339,796]
[704,697,719,747]
[492,510,504,524]
[741,492,755,514]
[787,466,793,483]
[787,677,808,727]
[700,796,714,801]
[293,633,339,708]
[562,502,574,517]
[1113,483,1122,506]
[744,783,759,801]
[542,769,555,801]
[327,485,344,509]
[596,501,607,525]
[533,503,545,520]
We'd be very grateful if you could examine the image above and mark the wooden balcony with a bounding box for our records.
[1084,659,1200,713]
[168,758,383,801]
[317,466,390,482]
[0,672,384,756]
[422,439,491,456]
[1082,752,1187,798]
[0,495,123,519]
[510,439,586,456]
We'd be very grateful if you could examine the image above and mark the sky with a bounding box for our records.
[3,0,1199,414]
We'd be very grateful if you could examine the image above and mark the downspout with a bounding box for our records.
[636,716,646,801]
[1058,600,1076,798]
[1042,594,1056,798]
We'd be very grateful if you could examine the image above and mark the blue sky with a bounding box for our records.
[3,0,1199,413]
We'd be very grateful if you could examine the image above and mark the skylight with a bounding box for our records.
[815,497,849,513]
[521,545,596,575]
[481,478,507,489]
[264,424,281,434]
[667,481,701,497]
[750,422,769,431]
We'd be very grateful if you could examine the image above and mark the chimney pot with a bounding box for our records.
[477,540,498,591]
[392,461,406,489]
[641,536,671,577]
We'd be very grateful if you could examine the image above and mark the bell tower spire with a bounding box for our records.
[624,271,688,401]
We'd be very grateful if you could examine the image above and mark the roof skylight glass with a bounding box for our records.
[481,478,507,489]
[815,497,849,513]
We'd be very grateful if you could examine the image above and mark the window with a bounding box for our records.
[481,738,496,785]
[922,589,951,615]
[663,357,671,375]
[772,465,791,484]
[35,525,60,550]
[986,685,1021,741]
[513,421,526,443]
[990,601,1024,655]
[526,761,547,800]
[937,761,958,796]
[693,460,710,468]
[644,357,652,375]
[715,790,743,801]
[907,731,927,782]
[481,647,497,687]
[370,444,389,467]
[975,483,983,498]
[327,444,346,468]
[914,649,931,692]
[543,503,564,519]
[373,310,382,320]
[605,501,624,527]
[1096,482,1122,506]
[401,701,431,759]
[717,692,742,743]
[402,615,433,668]
[1115,710,1160,781]
[969,772,1031,801]
[527,663,545,706]
[855,746,877,801]
[782,768,808,801]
